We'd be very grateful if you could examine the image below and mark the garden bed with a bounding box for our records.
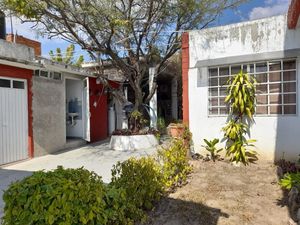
[144,160,290,225]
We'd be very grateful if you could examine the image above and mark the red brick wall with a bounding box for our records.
[6,34,41,56]
[182,32,189,125]
[0,64,34,158]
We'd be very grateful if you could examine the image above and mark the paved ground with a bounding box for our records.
[0,140,157,219]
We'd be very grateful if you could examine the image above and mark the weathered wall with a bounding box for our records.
[32,76,66,156]
[188,15,300,161]
[0,39,35,61]
[6,34,41,56]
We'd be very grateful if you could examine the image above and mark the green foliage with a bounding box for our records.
[157,117,166,134]
[202,138,222,162]
[158,139,192,189]
[128,110,147,132]
[111,157,164,221]
[2,166,108,225]
[222,71,258,165]
[279,173,300,190]
[49,44,84,66]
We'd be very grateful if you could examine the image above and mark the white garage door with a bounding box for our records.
[0,77,28,165]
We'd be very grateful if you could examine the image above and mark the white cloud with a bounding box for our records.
[249,0,290,20]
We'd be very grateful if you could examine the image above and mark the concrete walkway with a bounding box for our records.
[0,140,158,219]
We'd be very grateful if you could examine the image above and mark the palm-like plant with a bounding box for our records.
[222,71,258,165]
[202,139,222,162]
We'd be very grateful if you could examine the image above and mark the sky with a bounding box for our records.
[4,0,291,61]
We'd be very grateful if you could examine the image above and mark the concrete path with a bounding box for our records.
[0,140,158,219]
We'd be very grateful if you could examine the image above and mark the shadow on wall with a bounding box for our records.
[144,197,229,225]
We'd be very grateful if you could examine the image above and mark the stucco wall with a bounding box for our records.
[188,15,300,161]
[32,76,66,156]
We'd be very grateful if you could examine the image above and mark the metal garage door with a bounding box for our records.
[0,77,28,165]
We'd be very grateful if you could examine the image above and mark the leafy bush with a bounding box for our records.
[2,166,108,225]
[157,139,192,189]
[157,117,166,133]
[111,157,164,221]
[279,173,300,190]
[202,138,222,162]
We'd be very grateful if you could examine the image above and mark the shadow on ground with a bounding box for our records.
[144,197,228,225]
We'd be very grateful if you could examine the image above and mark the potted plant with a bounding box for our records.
[167,123,185,138]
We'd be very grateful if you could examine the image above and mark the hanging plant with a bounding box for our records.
[222,71,258,165]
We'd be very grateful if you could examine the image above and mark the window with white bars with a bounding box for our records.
[208,59,297,116]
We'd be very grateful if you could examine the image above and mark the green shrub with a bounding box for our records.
[111,157,164,221]
[279,172,300,190]
[157,139,192,189]
[2,166,108,225]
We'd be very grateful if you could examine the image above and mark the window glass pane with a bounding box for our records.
[270,94,282,104]
[231,65,242,74]
[270,106,282,114]
[209,108,218,115]
[269,72,281,82]
[219,97,227,106]
[269,61,281,71]
[220,107,229,114]
[242,65,247,73]
[256,63,267,73]
[256,95,268,104]
[219,76,229,86]
[256,106,268,114]
[283,60,296,70]
[220,87,227,96]
[284,105,296,114]
[269,83,281,93]
[34,70,39,76]
[209,88,218,96]
[0,78,10,88]
[249,64,254,73]
[283,94,296,104]
[209,98,218,106]
[283,71,296,81]
[52,72,61,80]
[209,78,218,86]
[13,81,25,89]
[256,84,268,94]
[40,70,48,78]
[283,82,296,93]
[255,73,267,83]
[209,68,218,77]
[219,67,229,76]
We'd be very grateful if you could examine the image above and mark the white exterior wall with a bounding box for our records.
[188,15,300,161]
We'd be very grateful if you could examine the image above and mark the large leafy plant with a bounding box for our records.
[279,173,300,190]
[222,71,258,165]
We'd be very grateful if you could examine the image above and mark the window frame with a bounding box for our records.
[207,58,298,117]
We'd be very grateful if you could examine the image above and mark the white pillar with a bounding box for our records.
[171,78,178,120]
[149,67,157,128]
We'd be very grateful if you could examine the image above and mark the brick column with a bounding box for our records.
[182,32,189,125]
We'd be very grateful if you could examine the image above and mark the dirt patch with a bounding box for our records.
[145,160,290,225]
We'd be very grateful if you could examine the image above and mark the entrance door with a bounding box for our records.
[83,78,90,142]
[0,77,28,165]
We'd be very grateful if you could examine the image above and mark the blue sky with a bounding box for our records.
[5,0,291,61]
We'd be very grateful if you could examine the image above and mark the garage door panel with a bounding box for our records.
[0,78,28,165]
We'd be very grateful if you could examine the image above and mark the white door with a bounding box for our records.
[0,77,28,165]
[83,78,90,142]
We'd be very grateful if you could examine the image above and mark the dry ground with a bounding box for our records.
[146,160,290,225]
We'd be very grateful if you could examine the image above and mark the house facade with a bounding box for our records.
[0,37,110,165]
[183,13,300,161]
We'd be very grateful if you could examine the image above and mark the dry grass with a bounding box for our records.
[145,160,290,225]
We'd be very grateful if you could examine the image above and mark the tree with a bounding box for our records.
[2,0,245,110]
[49,44,84,66]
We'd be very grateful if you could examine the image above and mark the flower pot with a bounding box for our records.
[168,124,185,138]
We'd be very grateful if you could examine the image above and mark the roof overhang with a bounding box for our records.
[0,56,42,70]
[288,0,300,29]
